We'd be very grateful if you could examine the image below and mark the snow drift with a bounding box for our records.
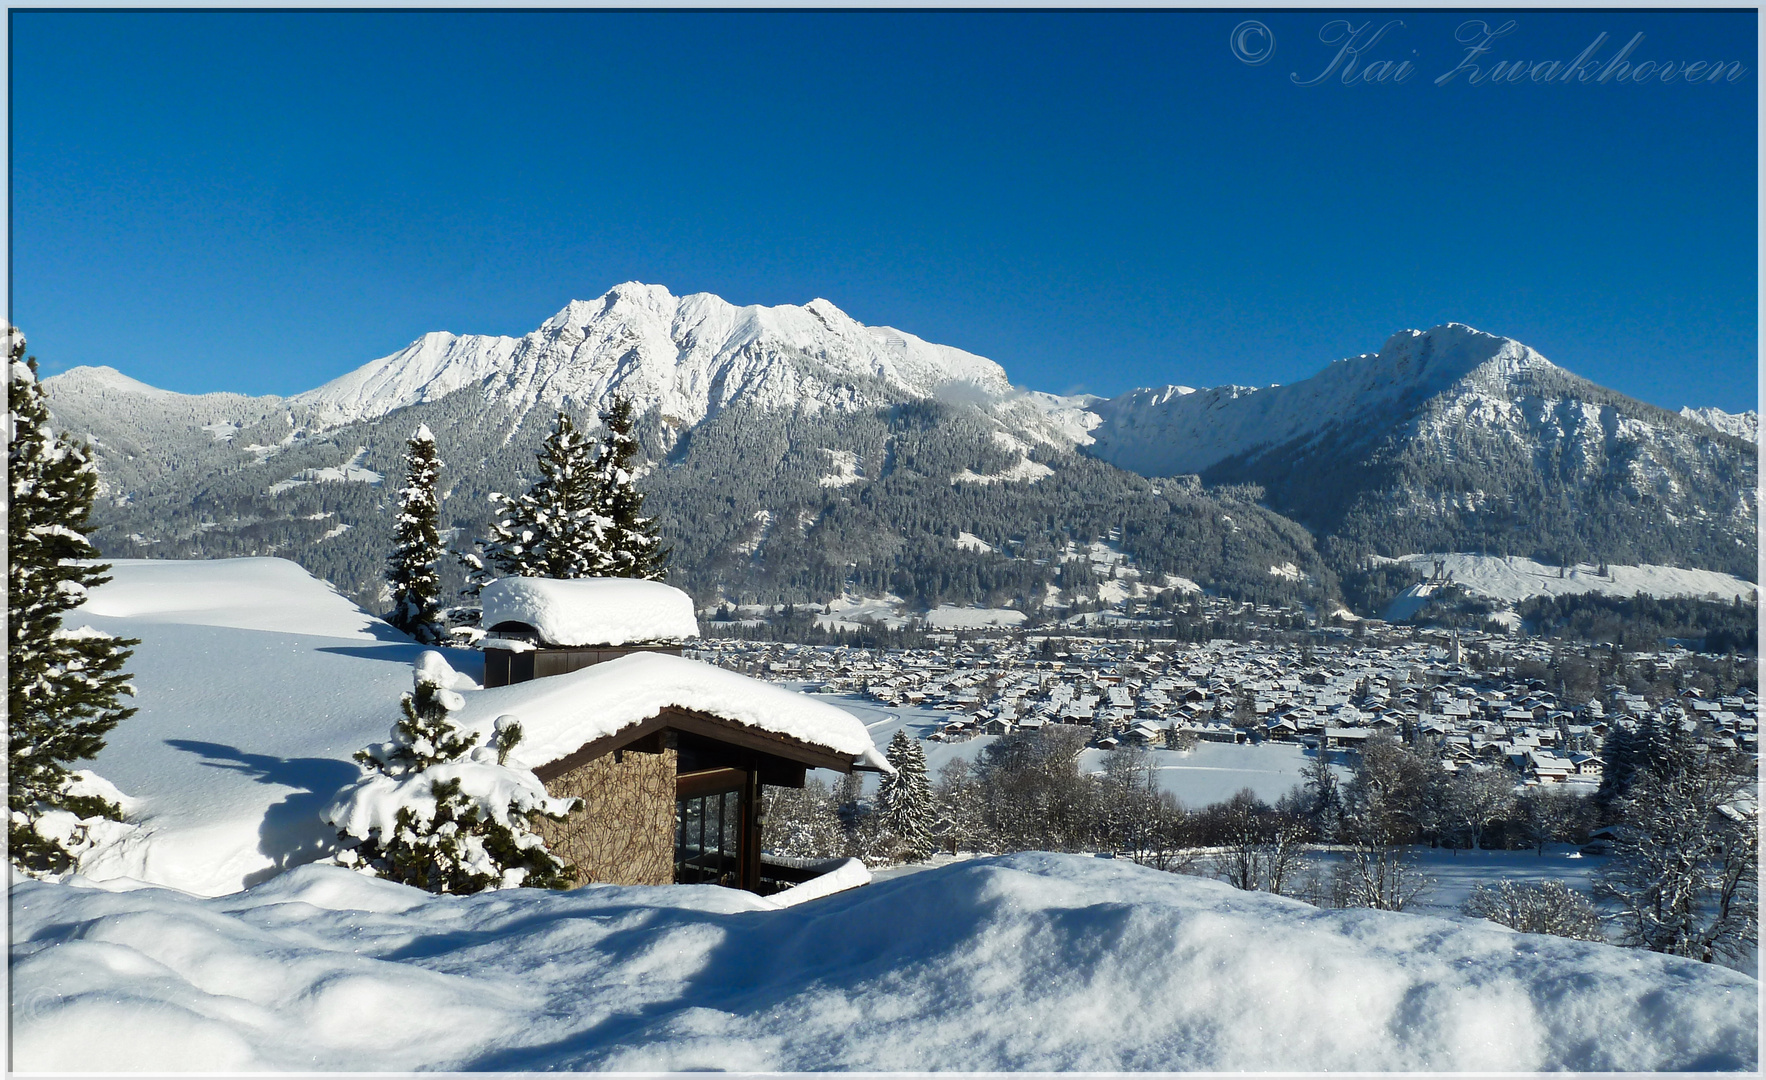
[67,558,481,895]
[11,853,1754,1072]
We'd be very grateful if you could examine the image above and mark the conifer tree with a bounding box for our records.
[327,651,578,893]
[470,411,608,587]
[875,730,937,861]
[385,425,448,644]
[8,335,139,874]
[590,396,670,580]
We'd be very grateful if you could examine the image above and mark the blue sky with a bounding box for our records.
[10,10,1758,411]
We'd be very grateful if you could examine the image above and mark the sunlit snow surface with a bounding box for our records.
[69,558,480,895]
[479,576,700,646]
[11,854,1754,1072]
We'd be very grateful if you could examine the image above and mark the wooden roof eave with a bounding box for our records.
[532,705,863,784]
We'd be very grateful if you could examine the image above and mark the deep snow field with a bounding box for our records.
[64,558,486,895]
[13,852,1757,1072]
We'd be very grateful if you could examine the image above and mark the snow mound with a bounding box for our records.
[453,652,889,773]
[78,557,397,640]
[480,577,699,646]
[11,854,1754,1071]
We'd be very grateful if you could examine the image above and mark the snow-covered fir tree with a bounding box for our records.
[385,425,448,644]
[590,396,669,580]
[933,757,987,854]
[325,651,579,893]
[874,730,937,862]
[466,411,608,591]
[8,335,140,874]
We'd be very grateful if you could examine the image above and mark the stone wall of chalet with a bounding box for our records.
[537,746,677,887]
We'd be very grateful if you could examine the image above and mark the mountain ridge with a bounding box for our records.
[278,282,1091,447]
[45,292,1746,458]
[36,289,1757,612]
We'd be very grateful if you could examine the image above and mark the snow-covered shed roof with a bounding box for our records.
[481,577,699,647]
[454,651,891,773]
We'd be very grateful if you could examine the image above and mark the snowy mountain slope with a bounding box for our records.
[1379,553,1758,610]
[1088,324,1525,477]
[1682,405,1759,443]
[67,558,481,895]
[50,372,1331,615]
[37,366,285,498]
[40,302,1753,608]
[285,282,1089,446]
[1088,323,1757,579]
[12,853,1756,1071]
[290,329,523,425]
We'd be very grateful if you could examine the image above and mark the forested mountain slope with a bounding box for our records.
[43,298,1752,616]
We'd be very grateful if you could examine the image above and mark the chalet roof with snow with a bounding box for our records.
[481,577,700,647]
[455,650,891,774]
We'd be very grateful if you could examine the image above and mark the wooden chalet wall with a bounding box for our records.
[483,643,683,688]
[535,745,678,887]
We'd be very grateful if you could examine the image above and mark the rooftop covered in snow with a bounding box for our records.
[481,577,699,647]
[455,651,889,774]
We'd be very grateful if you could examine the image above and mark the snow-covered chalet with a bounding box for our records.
[471,577,889,893]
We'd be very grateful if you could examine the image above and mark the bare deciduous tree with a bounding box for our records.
[1596,747,1757,966]
[1462,880,1604,941]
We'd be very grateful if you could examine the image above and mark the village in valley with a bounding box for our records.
[699,624,1757,793]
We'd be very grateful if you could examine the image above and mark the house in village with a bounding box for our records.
[469,577,890,894]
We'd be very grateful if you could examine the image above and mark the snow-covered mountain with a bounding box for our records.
[38,301,1756,612]
[44,285,1323,612]
[287,282,1095,447]
[1681,405,1758,443]
[1088,324,1549,476]
[1086,323,1758,579]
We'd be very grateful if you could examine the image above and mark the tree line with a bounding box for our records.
[764,722,1756,963]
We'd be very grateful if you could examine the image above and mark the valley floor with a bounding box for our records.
[820,691,1337,806]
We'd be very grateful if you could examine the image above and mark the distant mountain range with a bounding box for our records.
[39,284,1757,616]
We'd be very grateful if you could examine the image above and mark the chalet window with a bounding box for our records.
[675,785,742,886]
